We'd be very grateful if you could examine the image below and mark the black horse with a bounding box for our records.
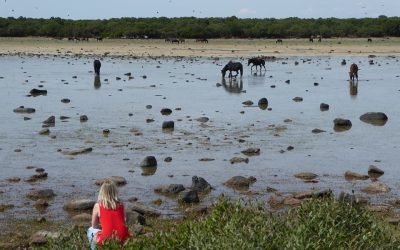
[93,60,101,75]
[248,58,266,72]
[221,61,243,78]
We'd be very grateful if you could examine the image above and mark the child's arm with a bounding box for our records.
[91,203,100,228]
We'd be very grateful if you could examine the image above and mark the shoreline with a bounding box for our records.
[0,37,400,58]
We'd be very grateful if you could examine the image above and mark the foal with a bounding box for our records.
[349,63,358,81]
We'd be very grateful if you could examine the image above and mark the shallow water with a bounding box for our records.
[0,54,400,223]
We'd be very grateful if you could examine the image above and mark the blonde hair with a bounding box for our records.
[98,180,120,210]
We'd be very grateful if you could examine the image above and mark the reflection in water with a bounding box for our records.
[221,77,244,94]
[141,166,157,176]
[349,80,358,97]
[251,71,266,77]
[94,75,101,89]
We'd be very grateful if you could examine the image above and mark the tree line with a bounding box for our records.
[0,16,399,39]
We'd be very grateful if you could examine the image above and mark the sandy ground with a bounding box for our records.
[0,37,399,57]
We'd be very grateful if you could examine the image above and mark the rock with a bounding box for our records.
[154,184,185,195]
[62,147,92,155]
[63,199,95,211]
[359,112,388,126]
[72,213,92,222]
[95,176,127,186]
[43,116,55,125]
[292,97,303,102]
[160,108,172,115]
[102,129,110,135]
[361,182,391,194]
[294,172,318,180]
[130,202,161,217]
[30,88,47,96]
[368,165,384,178]
[26,189,56,200]
[38,128,50,135]
[338,192,368,205]
[140,156,157,168]
[344,171,369,181]
[196,117,209,123]
[126,210,146,225]
[224,176,255,189]
[320,103,329,111]
[61,98,70,103]
[35,199,49,208]
[199,158,214,162]
[0,204,14,212]
[241,148,260,156]
[312,128,325,134]
[258,98,268,107]
[333,118,352,132]
[146,105,152,109]
[283,197,302,206]
[6,176,21,183]
[179,190,200,204]
[162,121,174,130]
[30,230,60,245]
[80,115,88,122]
[287,146,294,151]
[141,166,157,176]
[191,176,212,193]
[242,100,253,106]
[60,116,70,120]
[229,157,249,164]
[268,194,285,209]
[13,106,35,113]
[184,205,209,215]
[294,189,332,200]
[164,157,172,162]
[367,204,391,213]
[387,218,400,225]
[26,172,48,182]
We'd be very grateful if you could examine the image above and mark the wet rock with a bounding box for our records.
[196,117,209,123]
[140,156,157,168]
[184,205,209,215]
[30,230,60,246]
[268,194,285,209]
[26,172,48,182]
[30,88,47,96]
[292,97,303,102]
[0,204,14,212]
[179,190,200,204]
[102,129,110,135]
[341,59,346,65]
[294,189,332,200]
[42,116,55,126]
[191,176,212,193]
[126,210,146,225]
[294,172,318,180]
[320,103,329,111]
[39,128,50,135]
[360,112,388,126]
[62,147,92,155]
[146,105,152,109]
[361,182,391,194]
[199,158,214,162]
[63,199,95,211]
[164,157,172,162]
[13,106,35,113]
[154,184,185,195]
[141,166,157,176]
[95,176,127,186]
[242,100,253,106]
[160,108,172,115]
[224,176,255,189]
[26,189,56,200]
[367,204,391,213]
[241,148,260,156]
[287,146,294,151]
[312,128,326,134]
[72,213,92,222]
[130,202,161,217]
[368,165,384,178]
[283,197,302,206]
[80,115,88,122]
[61,98,70,103]
[162,121,174,130]
[344,171,369,181]
[285,80,290,84]
[258,98,268,109]
[35,199,49,209]
[333,118,352,132]
[146,118,155,123]
[229,157,249,164]
[6,176,21,183]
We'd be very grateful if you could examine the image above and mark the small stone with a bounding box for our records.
[320,103,329,111]
[80,115,88,122]
[160,108,172,115]
[39,128,50,135]
[242,100,254,106]
[241,148,260,156]
[344,171,369,181]
[95,176,127,186]
[61,98,70,103]
[292,97,303,102]
[294,172,318,180]
[162,121,174,130]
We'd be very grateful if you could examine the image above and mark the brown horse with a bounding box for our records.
[276,39,283,44]
[248,58,266,71]
[221,61,243,78]
[349,63,358,81]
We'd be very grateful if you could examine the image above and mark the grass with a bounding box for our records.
[41,196,400,250]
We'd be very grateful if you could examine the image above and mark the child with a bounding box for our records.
[87,180,130,249]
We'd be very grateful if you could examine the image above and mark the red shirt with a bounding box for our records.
[96,203,130,246]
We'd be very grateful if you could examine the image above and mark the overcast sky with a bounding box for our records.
[0,0,398,19]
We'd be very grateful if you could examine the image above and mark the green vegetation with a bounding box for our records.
[44,197,400,250]
[0,16,400,38]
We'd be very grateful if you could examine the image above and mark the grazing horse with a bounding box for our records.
[248,58,266,71]
[317,35,322,42]
[196,38,208,43]
[276,39,283,44]
[93,60,101,75]
[221,61,243,78]
[349,63,358,81]
[96,37,103,42]
[309,37,314,43]
[367,38,372,43]
[171,38,180,44]
[179,38,185,43]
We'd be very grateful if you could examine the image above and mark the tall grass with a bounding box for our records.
[45,197,400,250]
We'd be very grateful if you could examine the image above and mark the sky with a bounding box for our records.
[0,0,399,20]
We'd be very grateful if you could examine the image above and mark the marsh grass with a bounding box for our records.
[43,197,400,249]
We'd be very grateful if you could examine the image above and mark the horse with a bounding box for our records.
[170,38,180,44]
[309,37,314,43]
[248,58,266,71]
[276,39,283,44]
[317,35,322,42]
[367,38,372,43]
[93,60,101,75]
[179,38,185,43]
[196,38,208,43]
[96,37,103,42]
[221,61,243,78]
[349,63,358,81]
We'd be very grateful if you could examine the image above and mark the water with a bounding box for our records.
[0,54,399,223]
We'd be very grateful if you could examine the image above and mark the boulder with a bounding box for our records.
[63,199,95,211]
[229,157,249,164]
[191,176,212,193]
[95,176,127,186]
[42,116,55,125]
[241,148,260,156]
[26,189,56,200]
[160,108,172,115]
[294,172,318,180]
[320,103,329,111]
[179,190,200,204]
[333,118,352,132]
[140,156,157,168]
[258,98,268,108]
[126,210,146,225]
[154,184,185,195]
[130,202,161,217]
[162,121,174,130]
[72,213,92,222]
[293,189,332,200]
[62,147,92,155]
[359,112,388,126]
[368,165,384,178]
[30,88,47,96]
[38,128,50,135]
[13,106,35,113]
[61,98,70,103]
[224,176,255,190]
[361,182,391,194]
[0,204,14,212]
[344,171,369,181]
